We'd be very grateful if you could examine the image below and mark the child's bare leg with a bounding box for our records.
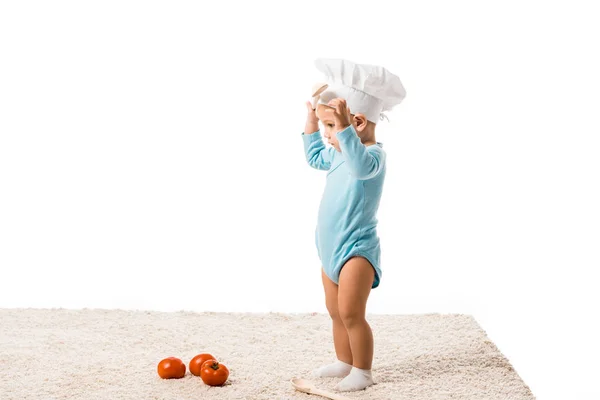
[335,256,375,392]
[338,257,374,369]
[311,268,353,378]
[322,268,353,364]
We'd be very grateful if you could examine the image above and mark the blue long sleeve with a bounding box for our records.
[336,125,385,180]
[302,130,333,171]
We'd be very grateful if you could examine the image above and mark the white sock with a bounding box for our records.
[334,366,374,392]
[311,359,353,378]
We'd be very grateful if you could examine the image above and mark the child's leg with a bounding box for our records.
[322,268,353,365]
[311,268,353,378]
[335,256,375,392]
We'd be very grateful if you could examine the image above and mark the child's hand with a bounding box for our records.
[326,98,353,132]
[305,101,319,124]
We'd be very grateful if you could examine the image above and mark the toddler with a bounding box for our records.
[301,58,406,392]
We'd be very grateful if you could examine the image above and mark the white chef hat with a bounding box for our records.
[314,58,406,123]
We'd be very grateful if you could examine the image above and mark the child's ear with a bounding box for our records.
[354,113,368,132]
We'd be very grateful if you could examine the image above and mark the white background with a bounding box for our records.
[1,1,598,399]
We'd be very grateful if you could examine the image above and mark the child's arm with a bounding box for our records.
[302,130,332,171]
[336,124,385,180]
[301,101,332,171]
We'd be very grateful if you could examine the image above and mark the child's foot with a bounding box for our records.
[311,359,352,378]
[334,366,374,392]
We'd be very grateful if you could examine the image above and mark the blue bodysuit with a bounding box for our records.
[302,124,386,289]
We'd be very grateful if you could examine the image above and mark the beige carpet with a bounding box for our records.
[0,308,535,400]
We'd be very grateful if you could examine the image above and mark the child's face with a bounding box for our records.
[316,104,353,152]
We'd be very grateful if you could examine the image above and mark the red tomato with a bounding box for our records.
[200,359,229,386]
[189,353,216,377]
[157,357,186,379]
